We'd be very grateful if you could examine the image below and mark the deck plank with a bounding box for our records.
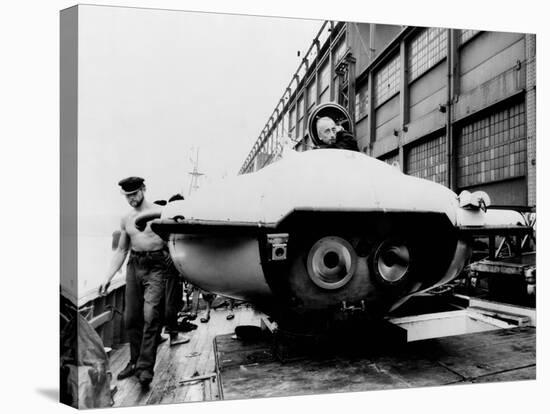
[110,304,256,407]
[169,313,213,403]
[174,307,243,403]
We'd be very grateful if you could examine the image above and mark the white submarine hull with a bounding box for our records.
[152,149,523,330]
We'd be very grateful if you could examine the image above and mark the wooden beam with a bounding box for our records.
[89,310,112,330]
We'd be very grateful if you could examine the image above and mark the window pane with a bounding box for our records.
[297,96,304,119]
[297,97,304,138]
[460,29,480,45]
[406,135,447,185]
[457,102,527,188]
[374,54,400,107]
[408,27,447,82]
[333,37,347,63]
[355,82,369,120]
[307,80,316,109]
[289,106,296,138]
[379,152,400,168]
[319,60,330,92]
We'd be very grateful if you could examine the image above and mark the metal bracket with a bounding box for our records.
[266,233,289,261]
[341,300,366,313]
[178,372,217,386]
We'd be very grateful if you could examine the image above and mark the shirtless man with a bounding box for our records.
[98,177,188,389]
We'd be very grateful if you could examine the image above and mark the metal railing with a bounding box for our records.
[239,21,346,174]
[79,283,126,348]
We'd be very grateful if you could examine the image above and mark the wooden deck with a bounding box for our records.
[109,305,261,407]
[217,326,536,400]
[108,304,536,406]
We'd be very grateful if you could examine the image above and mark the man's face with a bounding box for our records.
[317,118,338,145]
[125,189,144,208]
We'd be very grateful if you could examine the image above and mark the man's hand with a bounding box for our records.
[98,280,111,296]
[335,125,345,133]
[135,211,162,231]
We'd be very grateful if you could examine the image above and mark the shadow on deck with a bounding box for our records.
[109,305,261,407]
[108,303,536,406]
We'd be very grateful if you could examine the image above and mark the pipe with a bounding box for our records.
[446,29,455,191]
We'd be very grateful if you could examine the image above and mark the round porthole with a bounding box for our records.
[306,236,357,290]
[372,240,410,285]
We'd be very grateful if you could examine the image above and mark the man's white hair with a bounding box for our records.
[316,116,335,131]
[316,116,335,125]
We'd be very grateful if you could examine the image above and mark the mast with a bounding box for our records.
[188,147,204,196]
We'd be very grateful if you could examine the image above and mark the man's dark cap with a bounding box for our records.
[118,177,145,194]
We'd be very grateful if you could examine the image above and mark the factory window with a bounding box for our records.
[408,27,447,82]
[406,135,447,185]
[268,139,274,157]
[268,134,274,154]
[374,54,400,107]
[275,119,281,141]
[256,151,270,170]
[289,106,296,138]
[271,133,277,154]
[296,96,305,139]
[263,135,269,155]
[307,79,317,112]
[379,151,400,168]
[457,102,527,188]
[459,29,481,45]
[355,82,369,121]
[319,88,330,104]
[333,37,347,64]
[319,59,330,94]
[257,144,265,165]
[265,140,271,156]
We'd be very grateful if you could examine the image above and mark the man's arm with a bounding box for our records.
[99,218,131,295]
[135,211,162,232]
[336,130,359,152]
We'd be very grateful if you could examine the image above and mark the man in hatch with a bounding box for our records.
[98,177,189,389]
[315,116,359,151]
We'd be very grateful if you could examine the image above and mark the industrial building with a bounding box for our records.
[239,22,536,207]
[61,10,537,408]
